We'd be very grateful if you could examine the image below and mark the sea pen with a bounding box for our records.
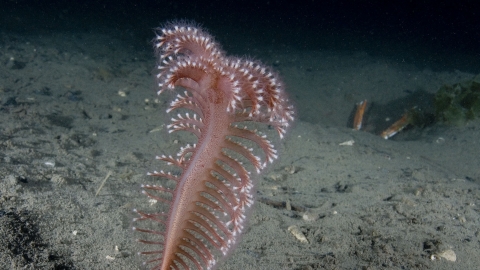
[133,22,294,269]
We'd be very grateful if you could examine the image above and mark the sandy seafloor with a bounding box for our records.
[0,28,479,270]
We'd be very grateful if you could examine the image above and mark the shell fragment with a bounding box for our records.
[288,225,309,243]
